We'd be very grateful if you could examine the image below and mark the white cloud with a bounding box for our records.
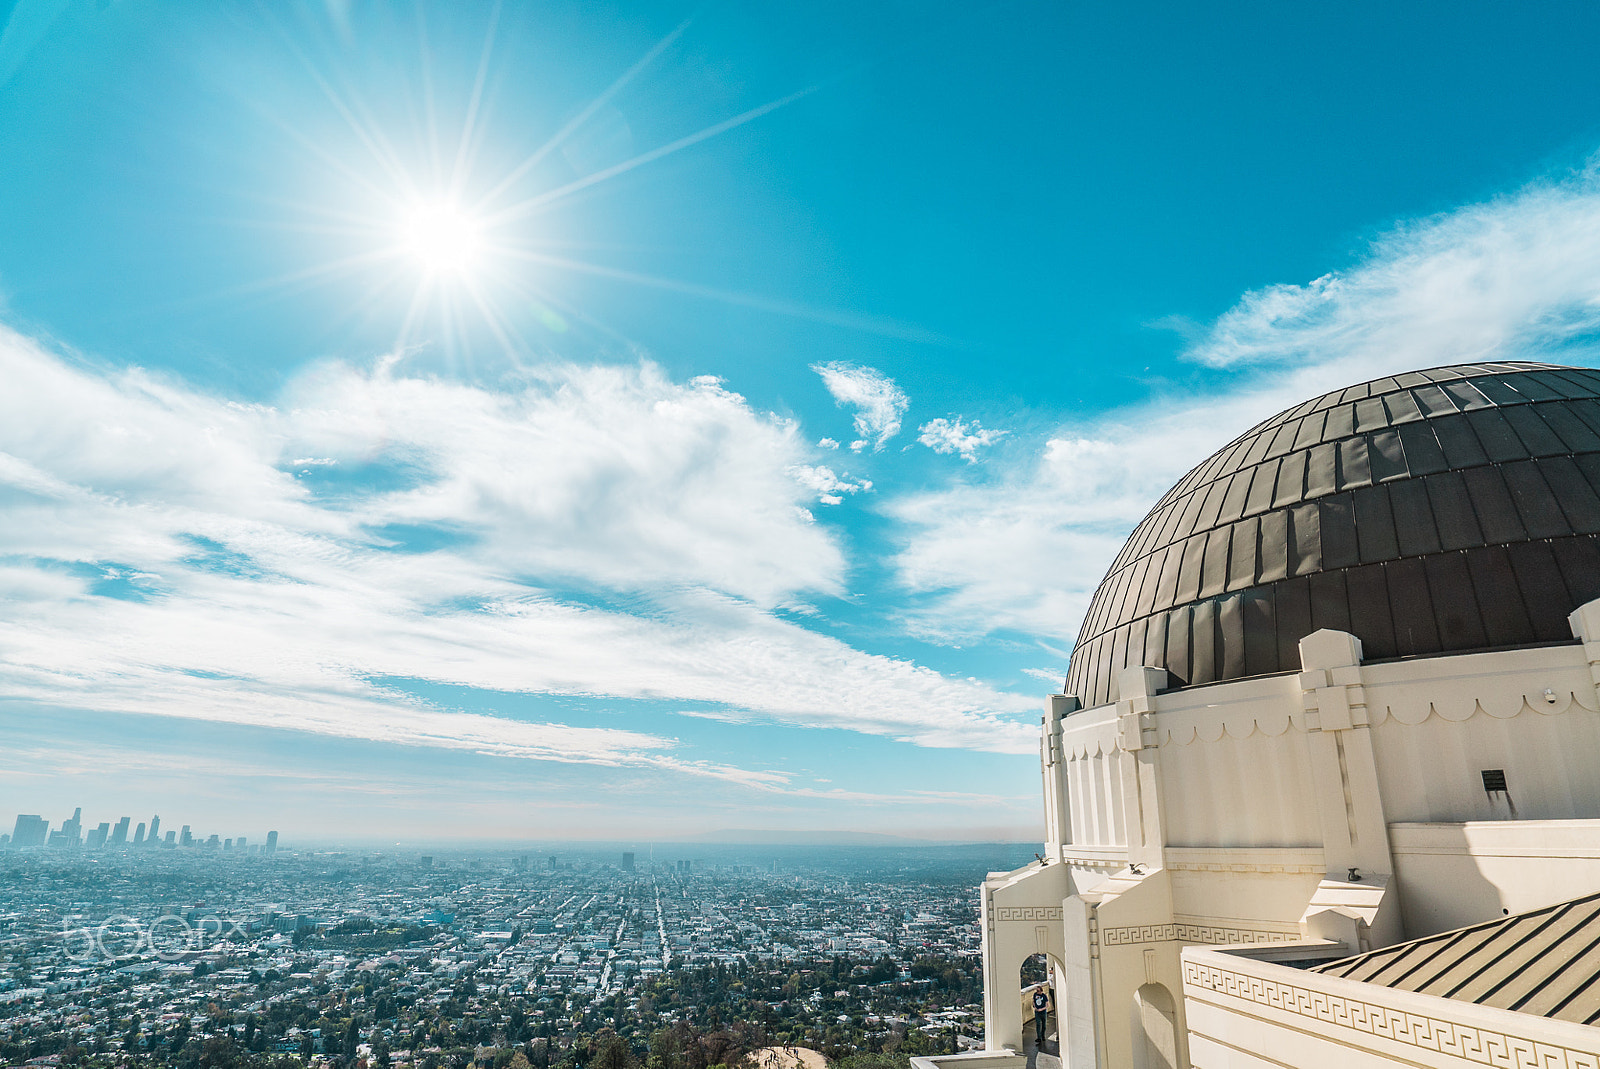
[917,416,1007,461]
[1188,162,1600,380]
[0,326,1038,778]
[285,359,844,607]
[787,464,871,505]
[889,426,1208,640]
[812,361,909,450]
[890,162,1600,645]
[817,437,839,449]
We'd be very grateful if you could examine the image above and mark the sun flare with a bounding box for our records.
[400,202,485,277]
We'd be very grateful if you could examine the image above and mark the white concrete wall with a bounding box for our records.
[1362,646,1600,824]
[1181,945,1600,1068]
[1156,723,1319,849]
[1391,819,1600,936]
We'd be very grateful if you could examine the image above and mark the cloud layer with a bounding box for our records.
[0,329,1038,787]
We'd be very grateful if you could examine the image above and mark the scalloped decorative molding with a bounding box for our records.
[1058,691,1600,750]
[1369,691,1598,727]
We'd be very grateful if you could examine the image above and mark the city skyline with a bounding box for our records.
[3,803,1030,849]
[8,2,1600,836]
[6,806,279,853]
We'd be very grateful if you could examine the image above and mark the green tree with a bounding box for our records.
[372,1028,392,1069]
[593,1035,635,1069]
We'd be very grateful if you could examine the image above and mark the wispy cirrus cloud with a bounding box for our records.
[1189,163,1600,377]
[812,361,909,451]
[890,160,1600,645]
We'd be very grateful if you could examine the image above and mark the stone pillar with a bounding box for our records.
[1042,694,1079,860]
[1297,629,1401,948]
[1115,667,1168,871]
[1061,895,1101,1069]
[979,881,1011,1050]
[1567,597,1600,710]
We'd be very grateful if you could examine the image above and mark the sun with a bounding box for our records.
[251,7,817,364]
[399,201,485,278]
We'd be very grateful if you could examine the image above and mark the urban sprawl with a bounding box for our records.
[1,817,1034,1069]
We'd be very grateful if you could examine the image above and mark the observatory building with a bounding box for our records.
[958,363,1600,1067]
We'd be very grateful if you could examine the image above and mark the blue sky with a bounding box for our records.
[6,0,1600,843]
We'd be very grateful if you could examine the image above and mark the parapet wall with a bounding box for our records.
[1181,945,1600,1068]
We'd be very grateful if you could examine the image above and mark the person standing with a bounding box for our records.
[1032,985,1050,1045]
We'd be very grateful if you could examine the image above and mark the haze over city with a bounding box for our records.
[8,0,1600,842]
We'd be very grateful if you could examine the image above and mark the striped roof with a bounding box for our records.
[1313,890,1600,1025]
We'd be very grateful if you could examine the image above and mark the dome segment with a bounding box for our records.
[1065,362,1600,710]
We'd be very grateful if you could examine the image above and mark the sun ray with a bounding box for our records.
[495,273,649,358]
[214,247,403,301]
[462,276,525,358]
[395,275,434,353]
[415,0,444,191]
[265,11,419,199]
[503,249,952,344]
[474,18,694,211]
[449,0,504,204]
[487,86,817,226]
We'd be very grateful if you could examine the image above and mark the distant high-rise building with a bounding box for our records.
[622,852,635,871]
[111,817,130,845]
[179,825,193,847]
[133,822,146,845]
[549,855,558,870]
[514,854,528,871]
[57,807,83,848]
[87,822,110,848]
[147,814,160,846]
[204,834,219,849]
[237,836,247,850]
[223,838,232,851]
[162,830,176,848]
[419,855,433,869]
[265,830,278,854]
[11,815,47,849]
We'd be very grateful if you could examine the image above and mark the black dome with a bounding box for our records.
[1065,362,1600,709]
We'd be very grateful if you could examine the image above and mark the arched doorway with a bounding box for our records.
[1019,954,1053,1056]
[1129,983,1178,1069]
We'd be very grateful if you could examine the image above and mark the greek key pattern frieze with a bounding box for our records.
[1098,923,1298,947]
[1183,959,1600,1068]
[1100,923,1176,945]
[1175,924,1298,946]
[994,907,1062,922]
